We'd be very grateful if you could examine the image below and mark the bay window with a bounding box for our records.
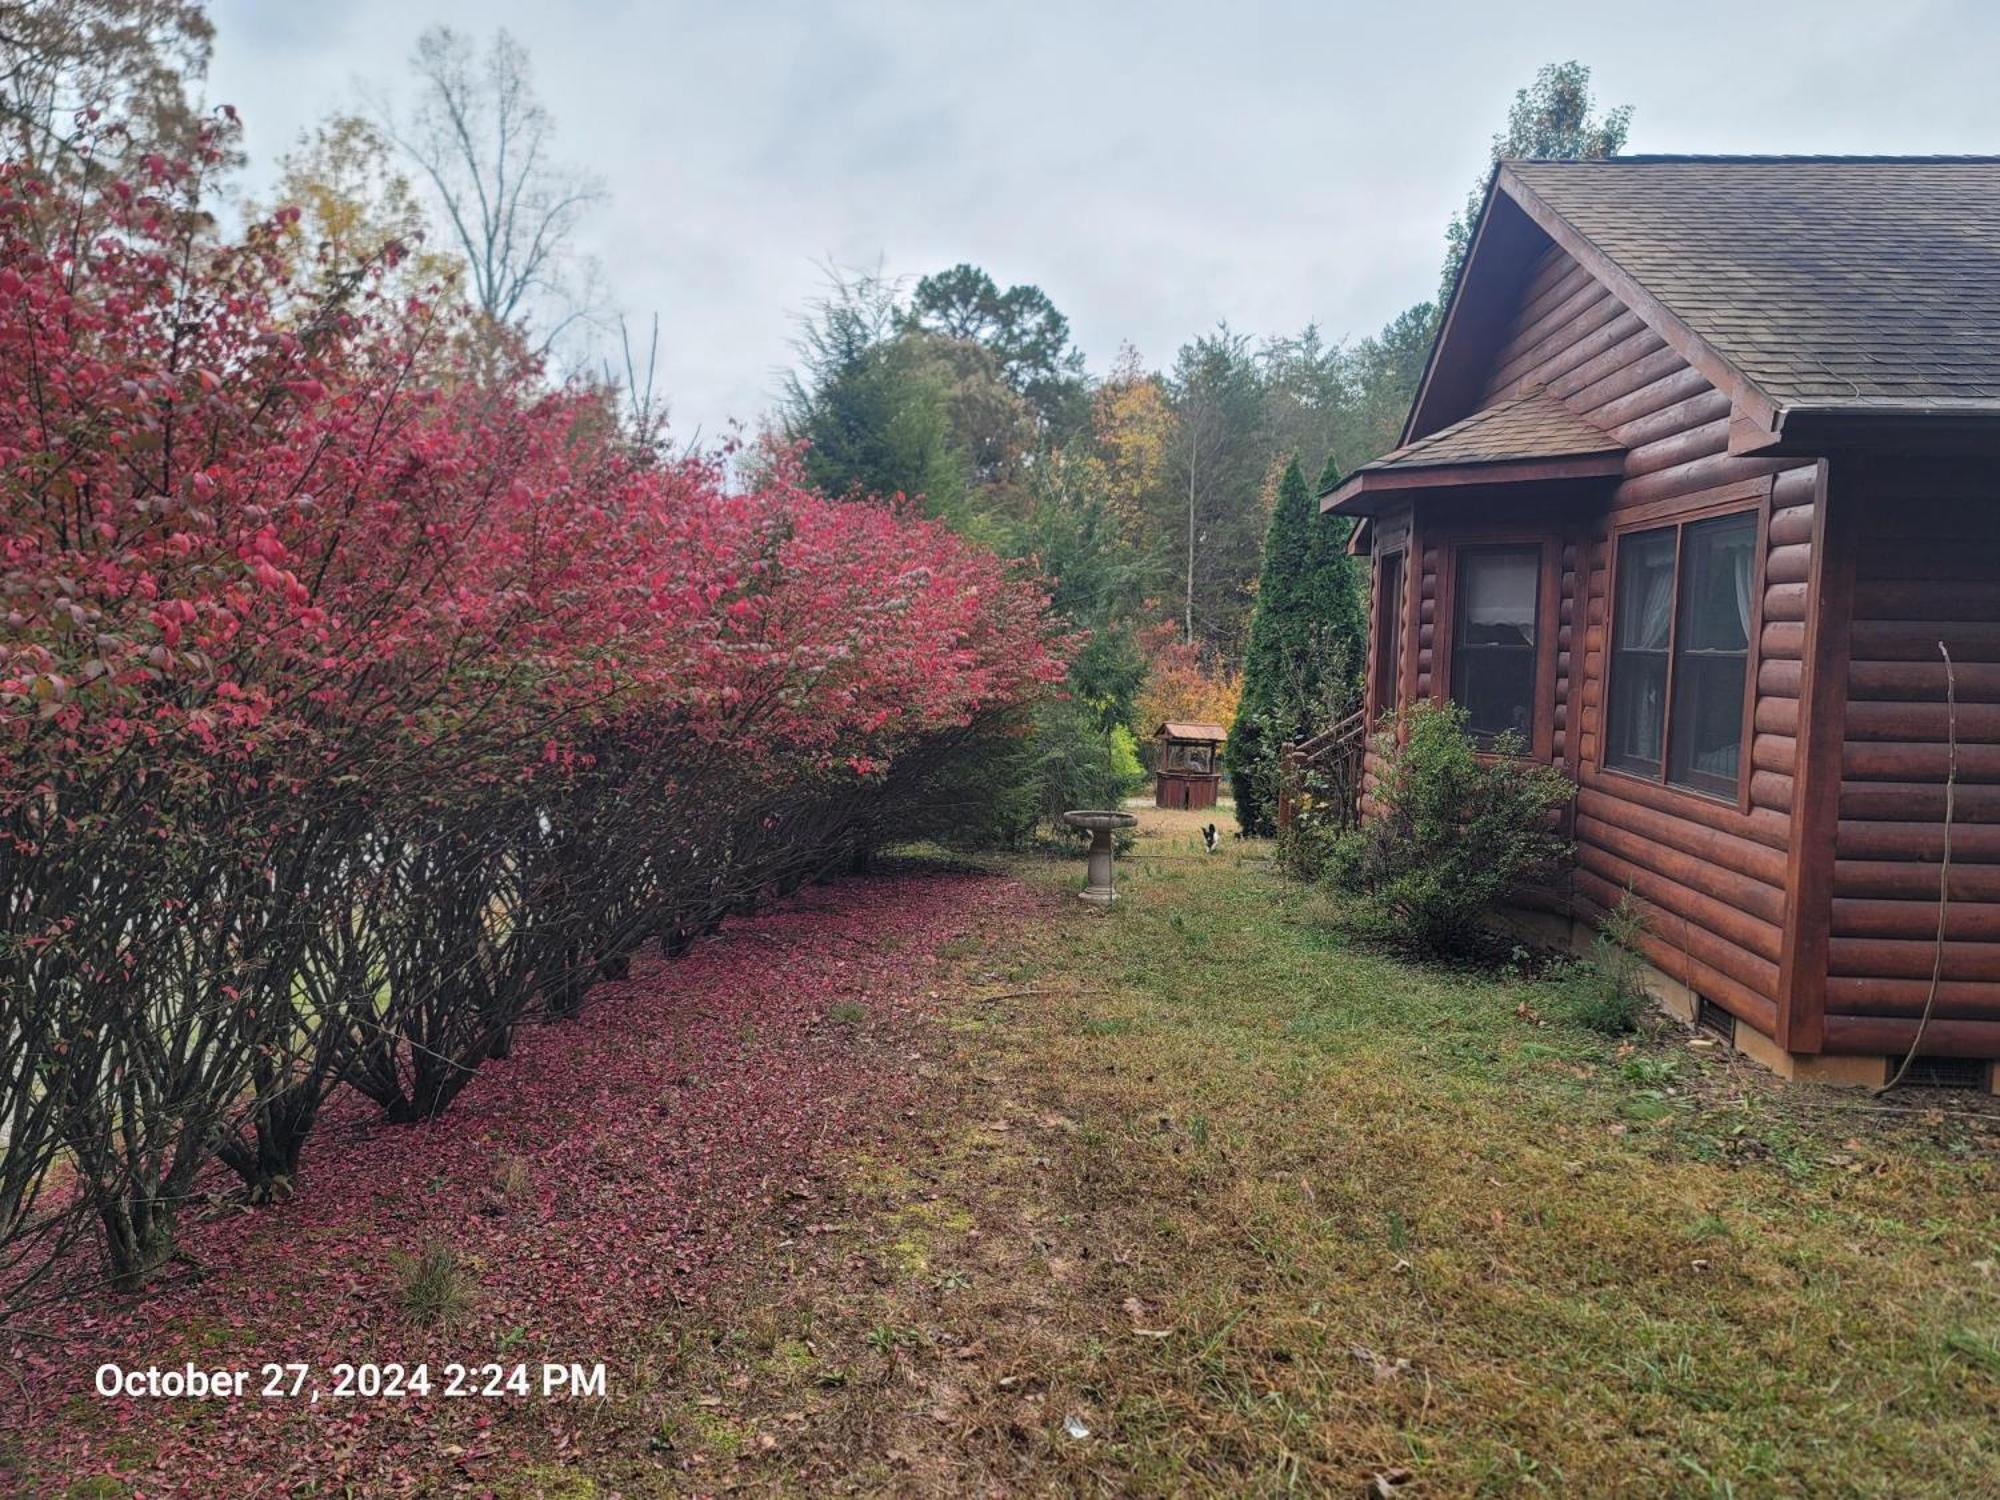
[1451,545,1541,745]
[1605,511,1758,796]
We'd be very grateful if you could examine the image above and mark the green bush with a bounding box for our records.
[1555,893,1653,1034]
[1275,761,1350,882]
[1329,702,1572,959]
[1029,695,1146,830]
[1108,723,1146,789]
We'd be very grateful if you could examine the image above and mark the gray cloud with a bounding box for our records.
[207,0,1997,441]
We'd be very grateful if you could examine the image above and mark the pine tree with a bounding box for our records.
[1227,456,1364,834]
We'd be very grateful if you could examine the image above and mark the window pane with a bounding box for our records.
[1456,648,1537,742]
[1606,527,1676,773]
[1667,512,1757,793]
[1669,654,1749,787]
[1608,651,1669,772]
[1453,547,1539,744]
[1679,513,1756,654]
[1613,529,1676,652]
[1374,553,1404,720]
[1459,549,1538,647]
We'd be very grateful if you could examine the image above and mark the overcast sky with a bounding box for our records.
[207,0,1997,443]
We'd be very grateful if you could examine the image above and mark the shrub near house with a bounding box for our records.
[1329,703,1572,958]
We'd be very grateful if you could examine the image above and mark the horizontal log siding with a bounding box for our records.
[1474,246,1815,1043]
[1828,486,2000,1043]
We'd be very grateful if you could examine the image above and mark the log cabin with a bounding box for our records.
[1325,156,2000,1090]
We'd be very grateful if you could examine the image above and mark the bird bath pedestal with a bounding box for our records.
[1063,810,1138,905]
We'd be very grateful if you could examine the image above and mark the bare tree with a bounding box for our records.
[375,26,605,350]
[605,310,669,448]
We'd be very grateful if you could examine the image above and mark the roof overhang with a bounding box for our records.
[1321,451,1626,517]
[1730,400,2000,457]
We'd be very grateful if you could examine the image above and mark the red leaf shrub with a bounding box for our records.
[0,137,1061,1302]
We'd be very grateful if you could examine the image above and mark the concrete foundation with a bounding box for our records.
[1489,905,1969,1092]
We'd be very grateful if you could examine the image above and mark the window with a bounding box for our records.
[1605,511,1758,796]
[1451,546,1540,744]
[1372,551,1404,721]
[1166,743,1212,774]
[1606,529,1675,775]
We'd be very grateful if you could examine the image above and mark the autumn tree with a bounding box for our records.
[0,0,218,182]
[258,112,457,300]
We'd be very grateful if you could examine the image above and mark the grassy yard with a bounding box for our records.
[646,805,2000,1497]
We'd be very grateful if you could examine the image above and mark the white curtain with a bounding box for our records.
[1631,557,1675,651]
[1731,531,1755,645]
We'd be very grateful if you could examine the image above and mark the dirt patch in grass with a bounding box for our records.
[648,807,2000,1497]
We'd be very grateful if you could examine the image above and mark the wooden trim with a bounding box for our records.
[1659,521,1687,781]
[1495,167,1784,440]
[1536,538,1562,763]
[1606,474,1770,530]
[1399,511,1424,730]
[1775,458,1855,1055]
[1593,494,1768,806]
[1323,452,1625,515]
[1366,547,1408,726]
[1738,487,1775,816]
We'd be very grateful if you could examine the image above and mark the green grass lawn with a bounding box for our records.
[587,809,2000,1497]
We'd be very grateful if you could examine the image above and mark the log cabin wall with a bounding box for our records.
[1825,469,2000,1058]
[1452,243,1811,1044]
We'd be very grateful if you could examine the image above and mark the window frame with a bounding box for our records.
[1599,501,1766,810]
[1369,548,1406,726]
[1437,534,1560,761]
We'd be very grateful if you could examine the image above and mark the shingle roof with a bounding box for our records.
[1157,721,1226,742]
[1504,157,2000,409]
[1352,387,1622,476]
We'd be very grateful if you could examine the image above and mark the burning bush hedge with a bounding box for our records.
[0,137,1061,1305]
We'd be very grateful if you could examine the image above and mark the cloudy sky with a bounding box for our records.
[207,0,1997,442]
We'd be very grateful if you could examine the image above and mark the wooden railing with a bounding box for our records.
[1276,710,1367,834]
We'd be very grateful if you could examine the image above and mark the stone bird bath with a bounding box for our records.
[1062,809,1139,905]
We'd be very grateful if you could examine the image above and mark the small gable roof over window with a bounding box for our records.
[1322,388,1624,515]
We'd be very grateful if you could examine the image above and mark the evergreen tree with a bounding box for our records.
[780,269,971,521]
[1227,457,1364,834]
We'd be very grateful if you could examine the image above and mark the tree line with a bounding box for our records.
[775,62,1632,829]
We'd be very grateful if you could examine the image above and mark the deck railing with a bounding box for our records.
[1275,709,1367,834]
